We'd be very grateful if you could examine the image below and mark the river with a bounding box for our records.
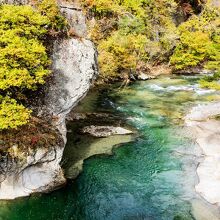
[1,75,220,220]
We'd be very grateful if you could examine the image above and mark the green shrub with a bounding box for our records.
[0,29,50,90]
[0,4,49,38]
[0,96,31,130]
[170,4,220,89]
[0,5,51,91]
[206,35,220,73]
[170,5,220,71]
[98,32,148,78]
[36,0,67,32]
[0,3,65,130]
[170,31,211,70]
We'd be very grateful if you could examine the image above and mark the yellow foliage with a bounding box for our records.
[0,3,65,130]
[35,0,67,31]
[98,32,148,78]
[170,4,220,71]
[83,0,178,79]
[170,31,211,69]
[0,97,31,130]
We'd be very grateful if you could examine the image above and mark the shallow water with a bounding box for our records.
[1,76,220,220]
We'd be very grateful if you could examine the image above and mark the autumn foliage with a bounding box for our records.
[0,2,65,130]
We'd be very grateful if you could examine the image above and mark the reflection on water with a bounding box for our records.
[1,76,220,220]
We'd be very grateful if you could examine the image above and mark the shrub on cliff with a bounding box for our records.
[170,5,220,71]
[0,3,65,130]
[0,96,31,130]
[36,0,67,32]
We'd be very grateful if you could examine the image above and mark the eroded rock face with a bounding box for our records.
[0,118,67,199]
[0,1,98,199]
[0,145,65,199]
[59,1,87,38]
[45,38,98,119]
[185,102,220,206]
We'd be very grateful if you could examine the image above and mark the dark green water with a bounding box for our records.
[1,76,220,220]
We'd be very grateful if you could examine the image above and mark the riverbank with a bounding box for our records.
[185,102,220,206]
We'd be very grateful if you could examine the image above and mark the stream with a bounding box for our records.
[1,75,220,220]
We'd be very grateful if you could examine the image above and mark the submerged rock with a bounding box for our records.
[64,134,133,179]
[82,125,133,137]
[67,112,113,121]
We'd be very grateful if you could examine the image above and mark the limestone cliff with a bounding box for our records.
[0,0,98,199]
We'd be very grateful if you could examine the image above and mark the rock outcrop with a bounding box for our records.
[185,102,220,206]
[0,1,98,199]
[0,143,66,199]
[45,38,98,122]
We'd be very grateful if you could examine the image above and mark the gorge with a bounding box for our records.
[0,0,220,220]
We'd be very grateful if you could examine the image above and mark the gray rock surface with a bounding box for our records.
[0,144,66,199]
[45,38,98,119]
[59,1,87,38]
[185,102,220,206]
[137,72,156,80]
[82,126,133,137]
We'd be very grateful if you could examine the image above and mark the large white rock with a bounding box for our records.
[0,145,65,199]
[185,102,220,206]
[45,38,98,119]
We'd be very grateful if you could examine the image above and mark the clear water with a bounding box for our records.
[1,76,220,220]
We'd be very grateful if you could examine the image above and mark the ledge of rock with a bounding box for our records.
[0,119,66,200]
[174,67,213,75]
[82,126,133,137]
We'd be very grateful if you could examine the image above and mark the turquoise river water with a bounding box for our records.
[1,76,220,220]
